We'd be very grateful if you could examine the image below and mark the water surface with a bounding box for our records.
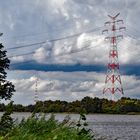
[0,112,140,140]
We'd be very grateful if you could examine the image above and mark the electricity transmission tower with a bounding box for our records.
[34,78,39,104]
[102,13,126,100]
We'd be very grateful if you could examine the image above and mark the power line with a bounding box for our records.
[8,40,103,62]
[8,39,93,58]
[127,25,140,34]
[7,26,102,50]
[7,41,45,50]
[8,52,35,58]
[4,17,104,41]
[11,31,136,60]
[125,33,140,43]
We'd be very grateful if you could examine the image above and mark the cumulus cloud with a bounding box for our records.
[16,33,107,65]
[33,47,48,63]
[10,56,25,63]
[0,0,140,104]
[9,34,140,66]
[0,0,139,66]
[119,37,140,64]
[5,70,140,105]
[9,33,140,66]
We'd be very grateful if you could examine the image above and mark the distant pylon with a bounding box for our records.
[34,78,39,104]
[102,13,126,100]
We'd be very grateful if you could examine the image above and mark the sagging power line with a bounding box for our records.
[8,39,103,59]
[7,26,102,51]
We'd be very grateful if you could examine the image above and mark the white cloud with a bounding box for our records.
[119,36,140,64]
[0,0,140,104]
[33,47,48,63]
[10,56,25,62]
[6,70,140,105]
[9,33,140,66]
[0,0,139,66]
[18,33,107,65]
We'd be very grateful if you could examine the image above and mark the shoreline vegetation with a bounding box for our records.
[0,103,95,140]
[0,96,140,114]
[0,97,140,140]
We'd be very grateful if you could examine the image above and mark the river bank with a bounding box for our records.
[0,113,94,140]
[1,112,140,139]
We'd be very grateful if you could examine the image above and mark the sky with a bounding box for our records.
[0,0,140,105]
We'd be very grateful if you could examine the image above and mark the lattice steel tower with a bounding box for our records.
[102,13,126,100]
[34,78,39,104]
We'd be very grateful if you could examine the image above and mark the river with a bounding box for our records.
[0,112,140,140]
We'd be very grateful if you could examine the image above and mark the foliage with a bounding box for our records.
[0,43,15,136]
[81,97,102,113]
[2,97,140,114]
[0,44,15,100]
[76,113,95,140]
[0,113,94,140]
[0,101,14,135]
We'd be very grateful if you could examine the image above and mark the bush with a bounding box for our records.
[1,113,94,140]
[0,102,14,136]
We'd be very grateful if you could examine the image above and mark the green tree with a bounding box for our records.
[0,43,15,135]
[13,104,25,112]
[0,43,15,100]
[0,101,14,135]
[81,96,102,113]
[0,103,5,111]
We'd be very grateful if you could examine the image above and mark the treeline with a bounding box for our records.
[0,97,140,114]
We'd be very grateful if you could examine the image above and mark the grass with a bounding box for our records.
[0,113,94,140]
